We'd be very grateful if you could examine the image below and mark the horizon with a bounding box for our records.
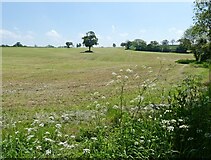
[1,2,194,47]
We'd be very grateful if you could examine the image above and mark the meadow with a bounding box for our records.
[1,47,210,158]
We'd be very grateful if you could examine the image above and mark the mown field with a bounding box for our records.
[1,47,210,158]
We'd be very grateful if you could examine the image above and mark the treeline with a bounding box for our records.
[120,39,190,53]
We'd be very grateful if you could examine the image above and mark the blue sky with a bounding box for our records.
[1,2,194,47]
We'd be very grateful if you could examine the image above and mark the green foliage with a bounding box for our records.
[82,31,98,52]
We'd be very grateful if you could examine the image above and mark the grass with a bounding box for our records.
[1,47,210,158]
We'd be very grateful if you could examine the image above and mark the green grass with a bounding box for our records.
[1,47,210,158]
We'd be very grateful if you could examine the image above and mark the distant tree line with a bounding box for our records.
[120,39,188,53]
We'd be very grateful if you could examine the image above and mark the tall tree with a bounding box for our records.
[66,42,73,48]
[82,31,98,52]
[191,0,211,61]
[170,39,175,45]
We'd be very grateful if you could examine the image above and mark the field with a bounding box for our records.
[1,47,210,158]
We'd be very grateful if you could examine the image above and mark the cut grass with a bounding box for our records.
[2,47,208,127]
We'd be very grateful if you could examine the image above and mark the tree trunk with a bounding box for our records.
[89,46,91,52]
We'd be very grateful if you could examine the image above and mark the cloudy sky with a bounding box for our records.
[1,1,194,47]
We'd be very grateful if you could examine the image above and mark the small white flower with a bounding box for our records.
[134,141,139,145]
[45,132,50,135]
[179,125,189,129]
[126,68,133,73]
[117,75,121,79]
[27,135,34,141]
[120,69,123,72]
[171,119,177,123]
[15,131,19,134]
[113,105,119,109]
[83,148,90,154]
[112,72,117,76]
[93,92,99,96]
[167,126,174,132]
[39,123,44,127]
[101,96,106,99]
[96,104,100,108]
[46,149,51,155]
[188,137,194,141]
[70,135,76,139]
[204,133,211,138]
[49,116,54,120]
[55,124,62,129]
[91,137,97,141]
[124,75,129,79]
[36,145,42,150]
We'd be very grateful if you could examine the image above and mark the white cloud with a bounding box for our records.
[0,29,35,45]
[46,29,61,39]
[0,29,20,39]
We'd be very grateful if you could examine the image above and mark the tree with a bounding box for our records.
[13,42,23,47]
[170,39,175,45]
[120,42,126,47]
[82,31,98,52]
[131,39,147,51]
[76,43,82,48]
[113,43,116,47]
[66,42,73,48]
[190,0,211,61]
[147,41,160,52]
[161,39,169,46]
[125,41,132,50]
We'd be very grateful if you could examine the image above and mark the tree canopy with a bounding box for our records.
[82,31,98,52]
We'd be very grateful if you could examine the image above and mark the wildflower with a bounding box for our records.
[126,68,133,73]
[117,75,121,79]
[49,116,54,120]
[27,135,35,141]
[112,72,117,76]
[45,132,50,135]
[171,119,177,123]
[91,137,97,141]
[113,105,119,109]
[36,145,42,150]
[93,92,99,96]
[46,149,51,155]
[167,126,174,132]
[140,140,144,144]
[95,103,100,108]
[83,148,90,154]
[178,119,183,122]
[26,127,34,133]
[44,138,55,143]
[70,135,76,139]
[120,69,123,72]
[179,125,189,129]
[15,131,19,134]
[55,124,62,129]
[134,141,139,145]
[188,137,194,141]
[124,75,129,79]
[39,123,44,127]
[196,129,203,133]
[204,133,211,138]
[101,96,106,99]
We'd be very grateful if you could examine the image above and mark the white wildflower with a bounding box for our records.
[83,148,90,154]
[126,68,133,73]
[113,105,119,109]
[70,135,76,139]
[44,138,55,143]
[204,133,211,138]
[120,69,123,72]
[15,131,19,134]
[93,92,99,96]
[179,125,189,129]
[171,119,177,123]
[117,75,121,79]
[39,123,44,127]
[27,135,34,141]
[101,96,106,99]
[112,72,117,76]
[167,126,174,132]
[124,75,129,79]
[55,124,62,129]
[188,137,194,141]
[91,137,98,141]
[46,149,51,155]
[49,116,54,120]
[36,145,42,150]
[134,141,139,145]
[45,132,50,135]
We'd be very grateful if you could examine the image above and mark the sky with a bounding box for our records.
[1,2,195,47]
